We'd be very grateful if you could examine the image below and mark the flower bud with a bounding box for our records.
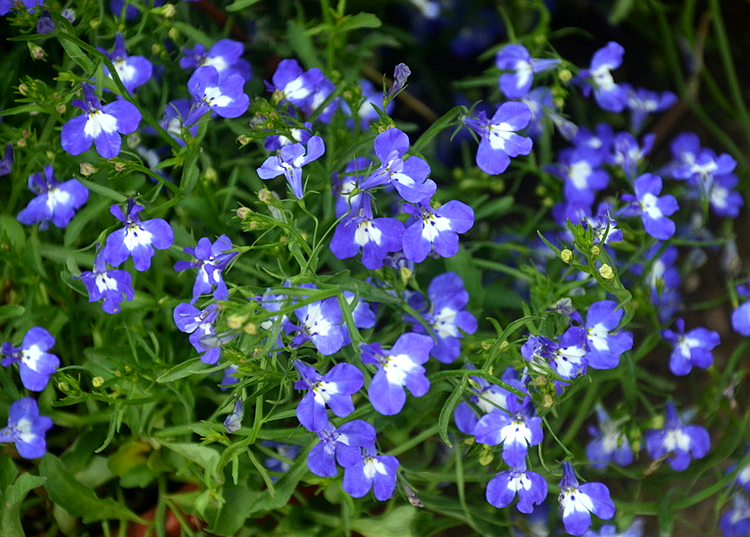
[599,263,614,280]
[561,249,573,264]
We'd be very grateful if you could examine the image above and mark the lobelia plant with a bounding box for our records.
[1,1,749,536]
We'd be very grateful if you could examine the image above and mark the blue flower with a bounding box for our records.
[263,120,313,152]
[360,332,432,415]
[586,405,634,469]
[174,235,236,303]
[0,143,13,176]
[185,66,249,126]
[411,272,478,363]
[663,318,720,375]
[101,33,153,93]
[384,62,411,103]
[159,99,198,145]
[262,441,302,476]
[0,0,42,16]
[307,420,376,477]
[359,128,436,203]
[583,518,644,537]
[257,135,325,198]
[558,462,615,536]
[17,165,88,229]
[77,251,135,314]
[495,44,559,98]
[103,199,174,271]
[332,157,370,218]
[608,132,654,180]
[486,462,548,514]
[223,397,244,433]
[1,327,59,392]
[623,84,677,132]
[294,360,364,432]
[621,173,679,240]
[474,396,543,467]
[61,83,142,158]
[342,445,399,501]
[287,287,345,356]
[575,42,628,113]
[520,87,578,141]
[266,59,322,112]
[584,300,633,370]
[330,194,404,270]
[180,39,252,83]
[549,326,589,381]
[463,102,533,175]
[0,398,53,459]
[402,199,474,263]
[173,303,221,364]
[720,494,750,537]
[733,279,750,336]
[545,148,608,208]
[644,401,710,471]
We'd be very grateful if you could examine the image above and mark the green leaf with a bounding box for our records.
[206,476,260,536]
[0,305,25,322]
[160,442,221,482]
[40,454,144,524]
[0,215,26,251]
[58,36,97,75]
[76,178,128,203]
[412,106,463,153]
[156,357,212,383]
[335,12,382,33]
[350,506,418,537]
[247,444,311,515]
[225,0,262,11]
[1,473,46,537]
[438,378,467,448]
[0,454,18,491]
[286,21,323,70]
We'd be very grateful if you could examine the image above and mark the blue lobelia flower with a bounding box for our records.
[384,62,411,103]
[495,44,559,98]
[174,235,236,303]
[463,102,533,175]
[1,327,59,392]
[332,157,370,218]
[180,39,252,83]
[265,59,322,113]
[0,143,13,176]
[173,303,221,364]
[17,165,88,229]
[732,278,750,336]
[710,173,744,218]
[585,405,634,469]
[520,86,578,141]
[644,401,710,471]
[582,518,644,537]
[330,194,405,270]
[608,132,654,180]
[61,83,142,158]
[0,398,53,459]
[307,420,376,477]
[583,300,633,370]
[620,173,679,241]
[185,66,249,126]
[0,0,42,16]
[77,251,135,314]
[223,397,244,433]
[663,318,720,376]
[359,128,437,203]
[257,135,325,198]
[575,42,628,113]
[262,441,302,476]
[558,462,615,536]
[548,326,589,381]
[622,84,677,132]
[453,366,528,435]
[286,286,345,356]
[545,148,609,208]
[360,332,432,415]
[583,204,623,245]
[100,33,153,93]
[342,445,399,501]
[474,396,543,467]
[402,199,475,263]
[263,120,313,152]
[159,99,198,146]
[103,199,174,272]
[720,494,750,537]
[293,360,364,432]
[573,123,615,157]
[486,462,548,514]
[411,272,478,363]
